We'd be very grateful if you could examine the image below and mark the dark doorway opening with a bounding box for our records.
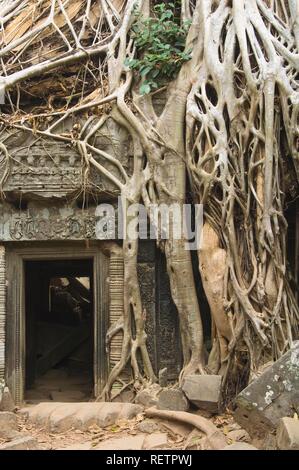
[24,259,94,403]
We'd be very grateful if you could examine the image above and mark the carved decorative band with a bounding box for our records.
[9,215,96,241]
[109,253,124,369]
[0,245,5,381]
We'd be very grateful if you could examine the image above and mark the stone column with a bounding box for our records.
[0,245,5,381]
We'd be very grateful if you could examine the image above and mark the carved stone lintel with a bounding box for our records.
[0,202,120,242]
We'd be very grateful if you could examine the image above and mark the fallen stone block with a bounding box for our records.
[0,436,39,450]
[182,375,222,414]
[19,402,63,428]
[0,387,15,412]
[0,411,18,439]
[49,403,82,432]
[234,341,299,437]
[21,401,143,433]
[118,403,143,420]
[227,428,251,443]
[261,432,277,450]
[276,417,299,450]
[158,388,189,412]
[70,403,104,430]
[135,384,161,408]
[223,443,258,451]
[137,419,159,434]
[143,432,168,450]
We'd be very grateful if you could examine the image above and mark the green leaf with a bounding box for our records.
[161,11,173,21]
[126,2,192,90]
[140,66,152,77]
[140,83,151,95]
[152,69,160,78]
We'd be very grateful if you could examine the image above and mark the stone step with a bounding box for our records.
[19,402,143,433]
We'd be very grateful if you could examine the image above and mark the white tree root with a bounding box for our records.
[145,407,227,450]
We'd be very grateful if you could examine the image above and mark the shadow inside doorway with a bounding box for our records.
[24,259,94,403]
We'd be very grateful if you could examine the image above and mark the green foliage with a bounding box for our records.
[125,2,192,95]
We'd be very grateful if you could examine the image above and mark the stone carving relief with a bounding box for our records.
[0,202,119,241]
[9,213,96,240]
[1,117,133,199]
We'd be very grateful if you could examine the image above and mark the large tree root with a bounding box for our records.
[145,407,227,450]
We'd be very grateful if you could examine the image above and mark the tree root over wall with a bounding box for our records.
[0,0,298,402]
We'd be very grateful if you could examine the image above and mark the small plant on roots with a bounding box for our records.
[125,2,192,94]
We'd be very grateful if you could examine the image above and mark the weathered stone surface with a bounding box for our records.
[2,119,130,200]
[71,403,105,430]
[226,422,242,432]
[49,403,82,432]
[0,411,18,439]
[49,391,86,402]
[19,402,63,428]
[0,386,15,412]
[58,442,92,451]
[182,375,222,413]
[20,402,142,433]
[184,429,204,450]
[137,419,159,434]
[112,390,135,403]
[159,420,192,438]
[227,429,251,443]
[0,201,101,241]
[223,443,258,451]
[234,341,299,437]
[276,417,299,450]
[118,403,143,420]
[135,384,161,408]
[158,368,168,388]
[0,436,39,450]
[94,434,145,450]
[143,432,168,450]
[158,388,189,412]
[261,432,277,450]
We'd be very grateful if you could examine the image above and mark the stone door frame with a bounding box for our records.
[5,242,109,404]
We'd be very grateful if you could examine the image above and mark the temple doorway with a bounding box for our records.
[24,259,94,403]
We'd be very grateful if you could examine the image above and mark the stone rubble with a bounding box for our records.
[234,341,299,437]
[0,411,18,439]
[20,401,143,433]
[276,417,299,450]
[222,442,258,451]
[182,375,222,414]
[0,386,15,412]
[136,418,159,434]
[135,384,161,408]
[0,436,39,451]
[157,388,189,412]
[227,429,251,443]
